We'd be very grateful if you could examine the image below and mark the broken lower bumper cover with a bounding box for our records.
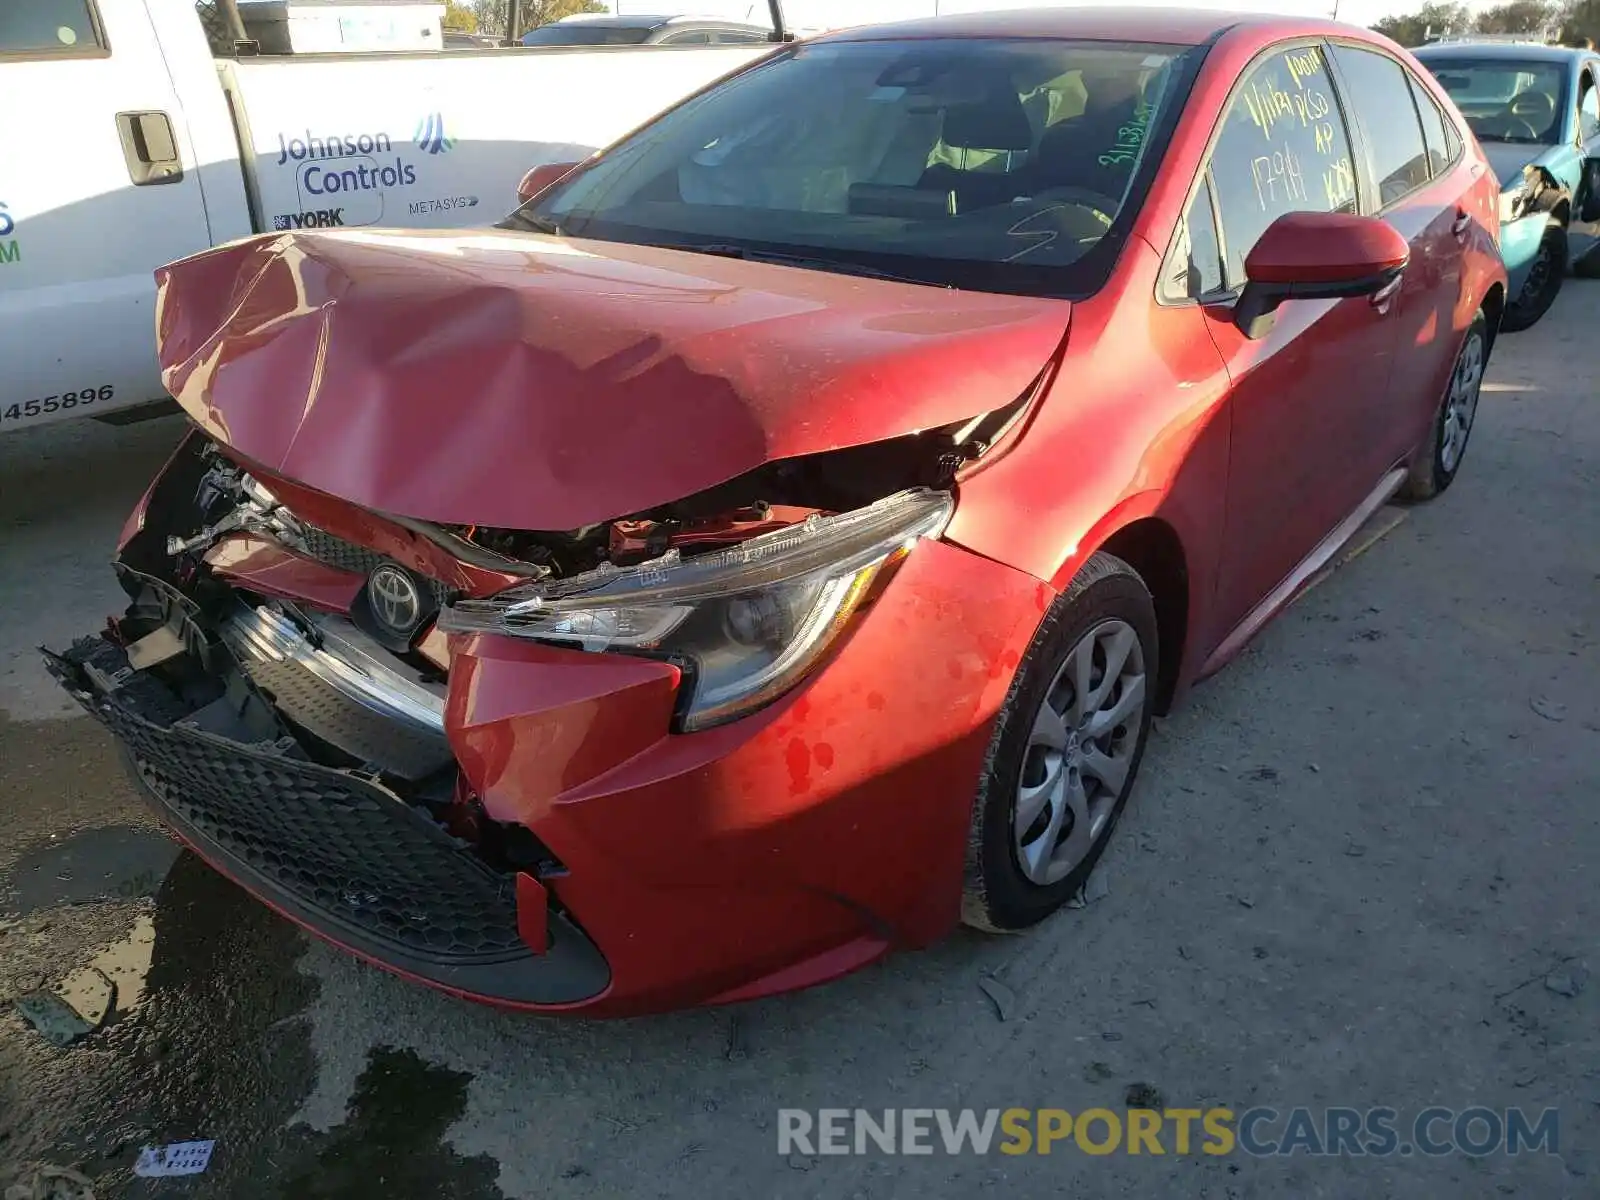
[44,634,611,1008]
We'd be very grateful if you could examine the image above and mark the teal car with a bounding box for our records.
[1414,41,1600,330]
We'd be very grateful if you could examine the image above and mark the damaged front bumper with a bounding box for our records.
[46,625,609,1008]
[52,432,1057,1015]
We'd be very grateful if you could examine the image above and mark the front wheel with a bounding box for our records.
[1501,224,1566,332]
[1401,313,1488,502]
[962,552,1157,932]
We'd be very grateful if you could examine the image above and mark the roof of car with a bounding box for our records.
[815,7,1340,49]
[1412,41,1589,63]
[557,13,766,28]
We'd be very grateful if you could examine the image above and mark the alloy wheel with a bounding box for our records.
[1014,618,1148,886]
[1440,328,1485,474]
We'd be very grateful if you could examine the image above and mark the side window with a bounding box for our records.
[1208,44,1357,287]
[1329,44,1432,207]
[1165,173,1226,300]
[0,0,103,54]
[715,30,768,44]
[1580,71,1600,140]
[661,30,713,44]
[1408,72,1453,176]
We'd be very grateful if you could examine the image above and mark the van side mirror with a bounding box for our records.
[516,161,580,205]
[1233,211,1410,339]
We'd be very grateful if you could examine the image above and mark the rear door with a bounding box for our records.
[1326,40,1472,478]
[0,0,218,430]
[1196,41,1405,638]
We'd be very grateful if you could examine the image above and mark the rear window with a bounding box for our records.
[1329,45,1431,206]
[0,0,102,54]
[516,37,1204,298]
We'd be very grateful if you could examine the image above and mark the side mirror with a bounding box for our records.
[516,160,580,205]
[1233,211,1410,339]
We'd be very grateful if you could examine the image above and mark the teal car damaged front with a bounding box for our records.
[1414,41,1600,330]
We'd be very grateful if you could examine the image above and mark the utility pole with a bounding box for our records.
[215,0,248,47]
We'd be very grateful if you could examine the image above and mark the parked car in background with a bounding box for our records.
[49,8,1504,1017]
[0,0,769,434]
[1414,40,1600,330]
[520,13,774,46]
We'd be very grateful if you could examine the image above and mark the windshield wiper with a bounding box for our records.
[661,243,949,288]
[501,209,562,235]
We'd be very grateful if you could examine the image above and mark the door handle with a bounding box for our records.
[1451,209,1472,241]
[1370,273,1403,313]
[115,111,184,186]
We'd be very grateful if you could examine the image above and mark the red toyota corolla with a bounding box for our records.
[50,8,1505,1016]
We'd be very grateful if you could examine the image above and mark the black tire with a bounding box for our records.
[961,552,1158,932]
[1501,224,1566,332]
[1401,313,1489,503]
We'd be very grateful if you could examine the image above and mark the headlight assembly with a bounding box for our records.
[438,488,954,730]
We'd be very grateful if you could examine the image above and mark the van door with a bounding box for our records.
[0,0,218,431]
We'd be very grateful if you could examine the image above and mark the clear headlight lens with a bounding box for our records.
[438,488,954,730]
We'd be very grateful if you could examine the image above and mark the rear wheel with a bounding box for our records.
[1402,313,1488,502]
[962,553,1157,931]
[1501,223,1566,332]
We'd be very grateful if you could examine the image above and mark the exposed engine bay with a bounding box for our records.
[160,394,1018,587]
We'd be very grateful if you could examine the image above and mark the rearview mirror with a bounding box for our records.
[1233,211,1410,339]
[516,161,580,205]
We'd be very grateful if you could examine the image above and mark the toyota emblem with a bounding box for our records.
[368,564,424,635]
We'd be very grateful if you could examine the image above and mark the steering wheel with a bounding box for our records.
[1507,90,1556,138]
[1030,186,1121,228]
[1476,111,1542,142]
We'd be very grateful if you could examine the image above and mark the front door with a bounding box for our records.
[1568,62,1600,266]
[1198,42,1405,639]
[0,0,216,430]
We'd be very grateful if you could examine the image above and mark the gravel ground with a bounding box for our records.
[1,283,1596,1199]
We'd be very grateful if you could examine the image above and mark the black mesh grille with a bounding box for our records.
[298,525,386,578]
[292,524,454,605]
[50,639,528,965]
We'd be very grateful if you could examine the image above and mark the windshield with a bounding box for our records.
[521,24,653,46]
[1423,58,1569,144]
[510,37,1201,297]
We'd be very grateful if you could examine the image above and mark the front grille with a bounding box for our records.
[293,523,454,605]
[298,524,386,578]
[50,637,526,964]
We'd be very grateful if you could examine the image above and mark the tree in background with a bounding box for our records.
[1373,1,1472,44]
[1474,0,1560,33]
[472,0,604,40]
[1564,0,1600,40]
[443,0,477,30]
[1370,0,1600,43]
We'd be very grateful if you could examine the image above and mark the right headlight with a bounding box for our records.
[438,488,954,731]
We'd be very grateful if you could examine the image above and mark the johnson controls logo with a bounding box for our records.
[0,202,17,266]
[415,112,454,155]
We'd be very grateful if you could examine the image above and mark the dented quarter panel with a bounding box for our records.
[154,228,1073,531]
[443,537,1050,1014]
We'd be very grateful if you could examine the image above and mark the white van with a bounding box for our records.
[0,0,768,431]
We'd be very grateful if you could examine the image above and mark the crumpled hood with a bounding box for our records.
[1481,142,1550,190]
[156,228,1071,530]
